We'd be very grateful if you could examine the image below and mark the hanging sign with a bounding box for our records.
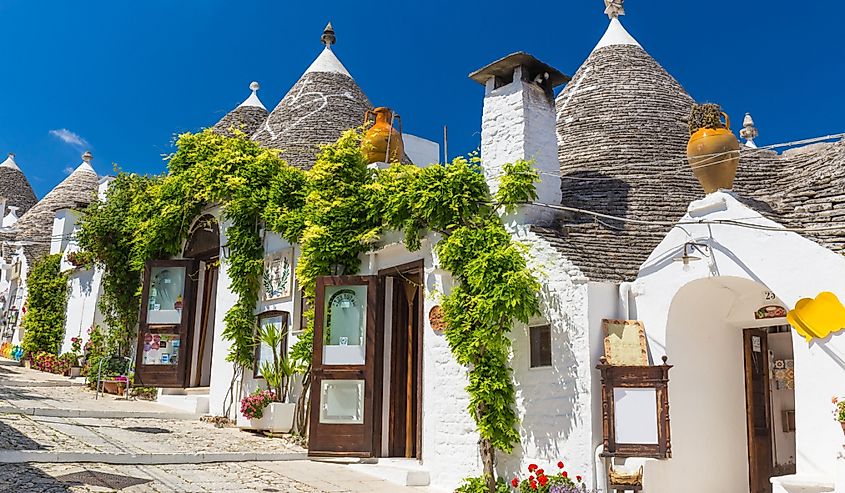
[602,320,649,366]
[787,291,845,342]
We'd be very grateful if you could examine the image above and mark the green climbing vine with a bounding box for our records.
[21,254,70,356]
[78,127,539,493]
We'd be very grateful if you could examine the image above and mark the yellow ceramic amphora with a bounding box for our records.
[362,107,404,164]
[687,112,740,193]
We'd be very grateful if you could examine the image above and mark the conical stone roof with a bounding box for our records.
[11,153,99,262]
[0,154,37,217]
[251,27,372,169]
[212,81,269,138]
[549,18,698,281]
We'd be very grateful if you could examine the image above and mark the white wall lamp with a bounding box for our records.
[672,242,710,271]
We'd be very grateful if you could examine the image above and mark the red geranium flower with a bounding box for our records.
[511,478,519,488]
[536,469,544,476]
[538,475,548,486]
[562,471,568,478]
[576,475,582,482]
[528,464,538,473]
[557,461,564,469]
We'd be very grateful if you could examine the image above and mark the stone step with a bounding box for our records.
[349,458,431,487]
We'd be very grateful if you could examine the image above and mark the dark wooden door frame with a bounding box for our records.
[744,328,774,493]
[135,259,198,388]
[376,260,424,460]
[192,263,218,387]
[308,275,379,457]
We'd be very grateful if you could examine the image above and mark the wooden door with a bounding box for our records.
[387,274,422,458]
[134,260,198,388]
[309,275,379,457]
[744,329,774,493]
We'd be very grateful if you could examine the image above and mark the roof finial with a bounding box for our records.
[249,81,260,93]
[604,0,625,19]
[321,22,336,47]
[82,150,93,163]
[740,112,759,148]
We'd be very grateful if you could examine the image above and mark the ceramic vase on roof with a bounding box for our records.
[362,107,404,164]
[687,111,740,193]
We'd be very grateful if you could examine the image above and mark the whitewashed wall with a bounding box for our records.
[207,209,237,416]
[496,225,596,490]
[633,191,845,490]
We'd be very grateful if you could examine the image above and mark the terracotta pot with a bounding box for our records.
[687,112,740,193]
[362,107,404,164]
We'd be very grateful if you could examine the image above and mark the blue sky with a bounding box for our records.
[1,1,842,198]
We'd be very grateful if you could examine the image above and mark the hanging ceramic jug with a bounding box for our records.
[362,107,404,164]
[687,109,740,193]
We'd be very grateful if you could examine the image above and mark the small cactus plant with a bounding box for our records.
[689,103,725,135]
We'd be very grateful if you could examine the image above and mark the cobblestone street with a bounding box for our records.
[0,360,437,492]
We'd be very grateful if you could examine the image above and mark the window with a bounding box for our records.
[529,325,552,368]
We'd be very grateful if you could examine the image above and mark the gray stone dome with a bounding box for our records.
[251,38,373,169]
[212,82,269,138]
[0,154,37,217]
[12,157,99,262]
[550,19,698,281]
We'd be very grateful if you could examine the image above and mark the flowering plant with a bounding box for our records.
[833,396,845,423]
[30,352,71,375]
[511,462,586,493]
[70,337,82,355]
[240,389,275,420]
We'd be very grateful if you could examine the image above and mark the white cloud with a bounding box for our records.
[63,166,74,175]
[49,128,89,148]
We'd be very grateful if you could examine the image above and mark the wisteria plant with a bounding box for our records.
[833,396,845,423]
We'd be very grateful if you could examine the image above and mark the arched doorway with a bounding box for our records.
[183,214,219,388]
[664,276,796,493]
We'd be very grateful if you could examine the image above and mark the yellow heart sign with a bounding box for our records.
[787,292,845,342]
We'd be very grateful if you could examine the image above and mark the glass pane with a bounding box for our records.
[613,388,659,444]
[141,333,181,365]
[319,379,364,424]
[147,266,186,325]
[323,285,367,365]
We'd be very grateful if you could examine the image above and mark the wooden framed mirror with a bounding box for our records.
[598,356,673,459]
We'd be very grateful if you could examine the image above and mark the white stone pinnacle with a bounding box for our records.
[0,153,21,172]
[304,46,352,77]
[593,17,641,51]
[75,152,96,174]
[238,81,266,110]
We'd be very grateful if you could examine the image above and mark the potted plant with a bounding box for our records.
[238,321,298,433]
[68,337,83,377]
[833,396,845,434]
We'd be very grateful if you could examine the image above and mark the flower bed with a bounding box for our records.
[29,351,71,375]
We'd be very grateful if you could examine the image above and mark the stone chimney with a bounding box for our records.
[470,52,569,225]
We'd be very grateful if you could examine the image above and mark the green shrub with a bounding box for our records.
[21,254,69,356]
[455,477,510,493]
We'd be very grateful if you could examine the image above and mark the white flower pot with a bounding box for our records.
[237,402,295,433]
[69,367,82,378]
